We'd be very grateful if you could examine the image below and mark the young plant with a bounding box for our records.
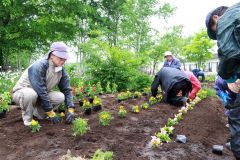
[93,96,102,106]
[117,93,126,101]
[92,149,113,160]
[30,119,41,133]
[197,89,208,99]
[118,106,127,118]
[150,136,162,148]
[72,118,89,136]
[0,92,11,112]
[161,126,174,135]
[141,103,149,110]
[167,118,178,127]
[149,96,157,105]
[143,87,151,95]
[99,111,112,126]
[187,104,193,110]
[131,105,140,113]
[156,131,171,143]
[88,85,97,99]
[76,87,84,101]
[134,91,142,98]
[174,113,183,122]
[126,91,133,99]
[179,106,188,114]
[156,94,163,102]
[112,83,118,93]
[96,82,103,95]
[82,100,92,110]
[105,82,112,94]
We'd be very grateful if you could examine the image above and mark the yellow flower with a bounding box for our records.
[31,119,37,126]
[60,112,65,117]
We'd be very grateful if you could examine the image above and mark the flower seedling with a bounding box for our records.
[93,96,102,106]
[149,96,157,105]
[0,92,11,113]
[96,82,103,95]
[82,100,92,110]
[105,82,112,94]
[141,103,149,110]
[150,136,162,148]
[156,94,163,102]
[99,111,112,126]
[126,91,133,99]
[72,118,89,136]
[174,113,183,122]
[167,118,178,127]
[134,91,142,98]
[88,85,96,99]
[187,104,193,110]
[179,106,188,114]
[117,93,125,102]
[131,105,140,113]
[92,149,113,160]
[30,119,41,133]
[156,131,171,143]
[143,87,151,95]
[197,90,208,99]
[161,126,174,135]
[76,87,84,101]
[118,106,127,118]
[112,83,118,93]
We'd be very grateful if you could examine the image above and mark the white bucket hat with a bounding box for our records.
[164,51,173,57]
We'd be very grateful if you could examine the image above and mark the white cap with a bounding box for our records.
[164,51,173,57]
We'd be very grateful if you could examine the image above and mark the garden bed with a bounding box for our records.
[0,95,234,160]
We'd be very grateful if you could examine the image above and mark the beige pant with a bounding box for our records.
[13,88,65,126]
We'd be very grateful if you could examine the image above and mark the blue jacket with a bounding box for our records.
[162,57,181,69]
[28,59,74,112]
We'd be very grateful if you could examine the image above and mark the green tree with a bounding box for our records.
[183,30,214,68]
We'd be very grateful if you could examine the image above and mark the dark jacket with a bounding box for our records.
[162,57,181,70]
[151,67,192,101]
[217,3,240,79]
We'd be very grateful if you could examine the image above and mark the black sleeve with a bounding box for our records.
[151,75,161,97]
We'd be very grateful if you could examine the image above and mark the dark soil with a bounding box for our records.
[0,94,234,160]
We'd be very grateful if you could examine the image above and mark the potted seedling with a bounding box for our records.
[117,93,125,103]
[76,87,84,107]
[118,106,127,118]
[99,111,112,126]
[72,118,89,136]
[126,91,133,99]
[88,85,96,103]
[111,83,118,93]
[156,94,163,102]
[141,102,149,110]
[92,96,102,112]
[149,96,158,105]
[0,92,11,119]
[143,87,151,96]
[131,105,140,113]
[105,82,112,94]
[30,119,41,133]
[96,82,103,95]
[82,100,92,115]
[133,91,142,98]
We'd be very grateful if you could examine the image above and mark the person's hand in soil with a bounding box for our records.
[66,108,75,124]
[46,110,61,124]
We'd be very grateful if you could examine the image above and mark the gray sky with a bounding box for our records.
[151,0,239,36]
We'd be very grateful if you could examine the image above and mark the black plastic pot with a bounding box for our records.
[79,100,83,107]
[92,105,102,112]
[89,98,94,104]
[0,110,7,119]
[84,108,92,115]
[117,99,122,103]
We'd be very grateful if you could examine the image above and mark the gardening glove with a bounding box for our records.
[66,108,75,124]
[219,91,231,105]
[46,110,61,124]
